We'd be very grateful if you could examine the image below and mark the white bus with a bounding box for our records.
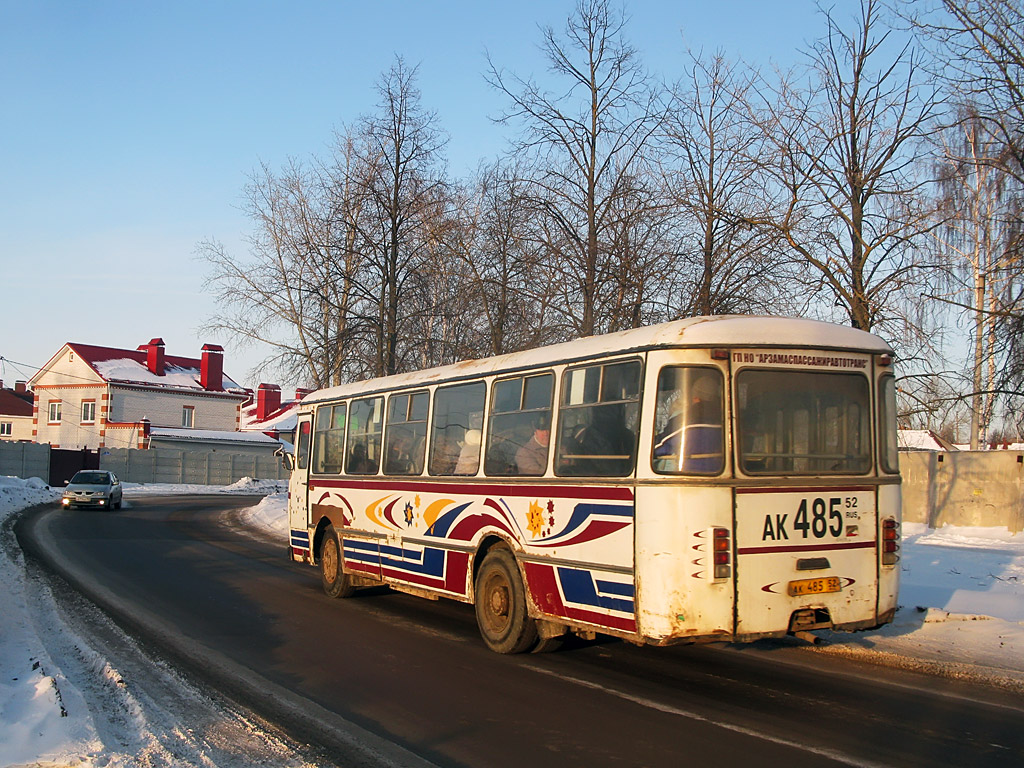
[286,316,901,653]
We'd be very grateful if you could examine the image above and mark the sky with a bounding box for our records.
[0,0,832,392]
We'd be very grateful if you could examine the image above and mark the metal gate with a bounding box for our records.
[49,448,99,487]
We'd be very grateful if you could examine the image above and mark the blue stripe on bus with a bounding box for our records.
[381,546,446,578]
[557,567,635,614]
[595,579,635,598]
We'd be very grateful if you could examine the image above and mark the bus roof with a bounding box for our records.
[303,315,892,404]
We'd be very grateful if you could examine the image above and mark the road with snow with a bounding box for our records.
[13,494,1024,767]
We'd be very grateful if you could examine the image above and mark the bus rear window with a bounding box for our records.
[737,371,870,475]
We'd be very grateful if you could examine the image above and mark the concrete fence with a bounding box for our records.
[99,446,289,486]
[0,442,50,483]
[899,450,1024,533]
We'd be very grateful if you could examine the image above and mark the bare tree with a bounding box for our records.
[662,50,789,318]
[902,0,1024,180]
[487,0,665,336]
[753,0,940,337]
[903,0,1024,437]
[929,112,1023,445]
[347,57,449,377]
[198,157,362,388]
[445,161,559,355]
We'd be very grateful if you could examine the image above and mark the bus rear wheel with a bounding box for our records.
[320,525,355,599]
[474,548,538,654]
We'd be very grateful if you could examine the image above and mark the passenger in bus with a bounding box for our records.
[654,372,722,473]
[515,420,550,475]
[347,442,375,474]
[454,428,481,475]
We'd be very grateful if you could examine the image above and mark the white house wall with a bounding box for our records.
[110,386,239,431]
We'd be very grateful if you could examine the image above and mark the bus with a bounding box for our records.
[285,316,901,653]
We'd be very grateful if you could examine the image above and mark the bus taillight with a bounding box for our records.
[881,518,900,565]
[713,527,731,579]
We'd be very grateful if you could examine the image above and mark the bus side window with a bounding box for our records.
[652,367,724,475]
[384,391,428,475]
[346,397,383,474]
[312,404,347,474]
[555,360,641,477]
[485,373,553,476]
[429,381,486,475]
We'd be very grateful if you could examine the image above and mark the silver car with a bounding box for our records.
[62,470,123,510]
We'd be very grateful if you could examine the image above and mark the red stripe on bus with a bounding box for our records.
[736,486,874,495]
[309,477,634,501]
[738,540,877,555]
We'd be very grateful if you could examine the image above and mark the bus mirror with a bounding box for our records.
[275,445,295,471]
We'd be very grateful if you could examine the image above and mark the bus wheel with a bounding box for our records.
[474,548,538,654]
[320,525,355,599]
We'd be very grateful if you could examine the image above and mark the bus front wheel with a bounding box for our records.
[320,525,355,599]
[474,548,538,654]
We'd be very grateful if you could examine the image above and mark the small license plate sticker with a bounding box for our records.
[788,577,841,596]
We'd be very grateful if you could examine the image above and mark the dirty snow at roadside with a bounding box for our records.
[0,476,304,768]
[2,475,1023,766]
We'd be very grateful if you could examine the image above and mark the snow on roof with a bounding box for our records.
[149,427,281,445]
[67,343,244,392]
[239,399,300,433]
[899,430,958,451]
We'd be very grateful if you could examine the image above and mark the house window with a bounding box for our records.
[81,401,96,424]
[182,406,195,428]
[48,401,62,424]
[0,422,12,436]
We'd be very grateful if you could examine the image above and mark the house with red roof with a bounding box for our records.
[29,338,250,450]
[238,383,311,444]
[0,380,34,442]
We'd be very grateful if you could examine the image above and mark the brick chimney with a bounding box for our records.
[256,383,282,420]
[143,338,165,376]
[200,344,224,390]
[295,387,313,400]
[15,381,27,394]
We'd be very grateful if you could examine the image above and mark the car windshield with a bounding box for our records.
[71,472,110,485]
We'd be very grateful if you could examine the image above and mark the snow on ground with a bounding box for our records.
[2,475,1023,766]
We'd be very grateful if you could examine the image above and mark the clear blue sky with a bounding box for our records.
[1,0,829,391]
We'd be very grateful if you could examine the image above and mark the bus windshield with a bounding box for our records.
[737,370,871,475]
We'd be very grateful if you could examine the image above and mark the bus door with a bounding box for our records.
[731,357,880,637]
[634,352,735,643]
[288,415,313,563]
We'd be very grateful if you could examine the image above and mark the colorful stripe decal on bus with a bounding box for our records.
[524,562,637,633]
[343,538,471,595]
[290,529,311,553]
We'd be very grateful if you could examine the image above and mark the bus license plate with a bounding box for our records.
[788,577,841,596]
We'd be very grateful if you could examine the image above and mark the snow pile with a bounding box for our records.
[121,477,285,496]
[0,476,99,765]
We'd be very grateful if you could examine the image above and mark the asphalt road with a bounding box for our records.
[16,495,1024,767]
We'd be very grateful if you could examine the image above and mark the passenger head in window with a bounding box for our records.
[687,372,721,424]
[515,418,550,475]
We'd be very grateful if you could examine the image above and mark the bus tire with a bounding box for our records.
[320,525,355,599]
[474,548,538,654]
